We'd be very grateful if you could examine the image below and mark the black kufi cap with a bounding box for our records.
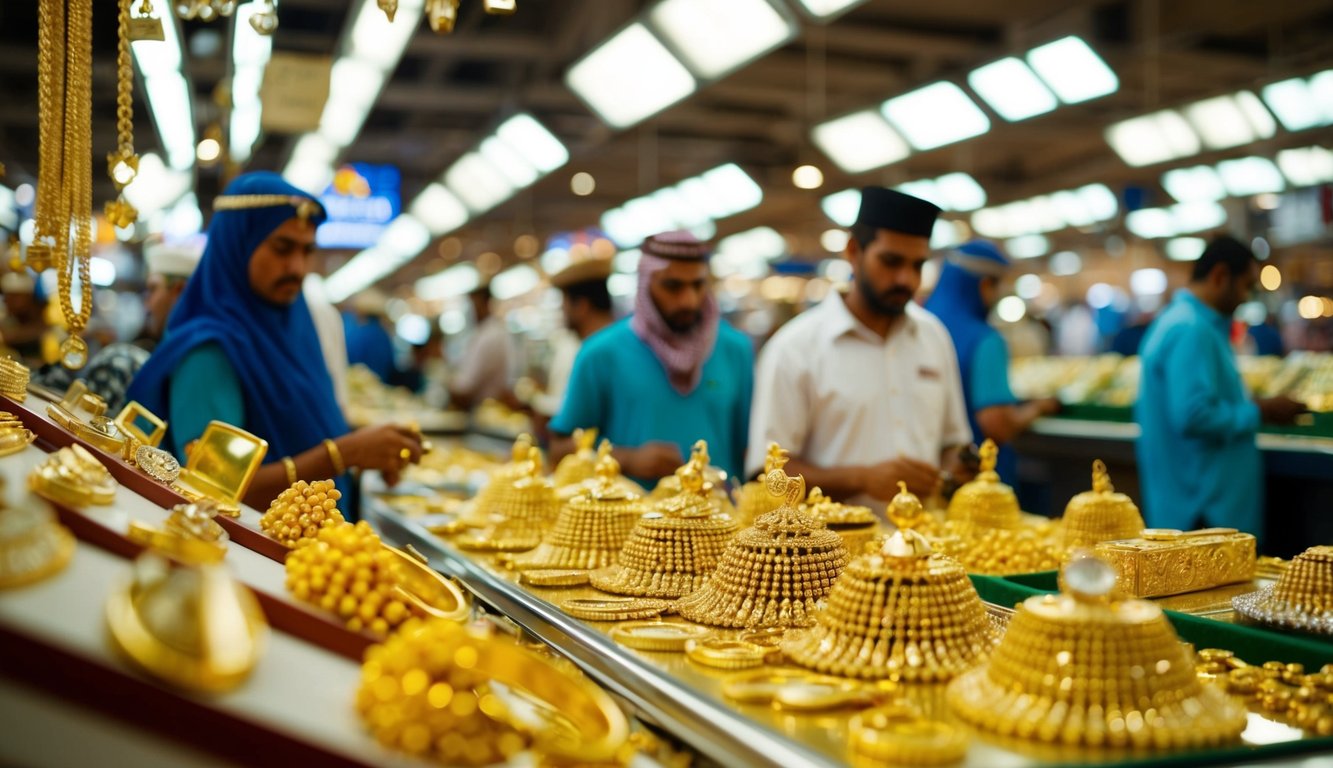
[855,186,941,238]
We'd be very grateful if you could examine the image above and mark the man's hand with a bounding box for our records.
[860,456,940,500]
[1257,395,1307,425]
[336,424,424,485]
[1034,397,1062,417]
[619,441,685,479]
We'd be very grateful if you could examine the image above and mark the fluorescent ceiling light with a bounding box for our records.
[479,136,538,187]
[1125,208,1176,239]
[1049,250,1081,276]
[409,183,469,235]
[935,172,986,211]
[931,219,963,249]
[123,153,191,214]
[1130,268,1168,296]
[491,264,540,300]
[233,4,273,67]
[1277,146,1333,187]
[882,82,990,151]
[444,152,515,213]
[789,0,867,20]
[0,186,13,231]
[1183,91,1276,150]
[699,163,763,218]
[1162,165,1226,203]
[1170,201,1227,233]
[318,101,370,148]
[649,0,794,80]
[495,114,568,174]
[1026,36,1118,104]
[717,226,785,262]
[349,0,426,72]
[1261,73,1333,131]
[330,58,386,109]
[1104,110,1199,167]
[1217,156,1285,196]
[1005,234,1050,259]
[380,214,431,256]
[566,22,696,129]
[811,109,910,173]
[970,208,1009,239]
[283,159,333,196]
[415,263,480,300]
[291,133,338,167]
[1165,237,1206,262]
[326,246,399,302]
[143,74,196,170]
[1078,184,1119,221]
[896,180,940,209]
[821,188,860,227]
[968,57,1058,121]
[1050,190,1094,228]
[651,187,710,229]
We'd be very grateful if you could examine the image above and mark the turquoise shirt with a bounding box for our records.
[169,343,245,463]
[550,318,753,484]
[1135,291,1261,537]
[968,333,1020,482]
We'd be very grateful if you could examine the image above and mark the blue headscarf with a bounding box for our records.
[126,172,349,462]
[924,240,1013,477]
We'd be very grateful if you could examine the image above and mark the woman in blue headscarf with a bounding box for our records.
[924,240,1058,483]
[126,172,423,510]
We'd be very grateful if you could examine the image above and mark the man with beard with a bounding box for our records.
[747,187,970,510]
[127,172,423,512]
[1136,235,1305,539]
[924,239,1059,484]
[549,231,752,484]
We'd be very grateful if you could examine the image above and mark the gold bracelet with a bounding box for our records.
[0,356,30,401]
[127,521,227,565]
[323,438,345,475]
[282,457,298,486]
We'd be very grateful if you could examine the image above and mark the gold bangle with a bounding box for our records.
[561,596,672,621]
[282,457,298,486]
[684,638,768,670]
[609,621,710,652]
[0,356,30,401]
[323,438,345,475]
[520,569,591,587]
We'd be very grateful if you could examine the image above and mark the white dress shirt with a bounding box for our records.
[451,315,513,404]
[747,291,971,508]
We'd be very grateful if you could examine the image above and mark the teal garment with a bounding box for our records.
[968,333,1020,482]
[1135,291,1261,538]
[168,343,245,464]
[550,318,753,485]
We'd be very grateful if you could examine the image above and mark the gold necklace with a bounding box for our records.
[30,0,67,274]
[105,0,139,230]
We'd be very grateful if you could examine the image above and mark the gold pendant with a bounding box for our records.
[377,0,397,22]
[60,335,89,370]
[426,0,459,33]
[104,197,138,229]
[25,242,51,272]
[128,14,164,40]
[483,0,516,14]
[248,0,277,34]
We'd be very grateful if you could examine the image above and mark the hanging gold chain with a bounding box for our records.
[57,0,95,369]
[105,0,139,229]
[30,0,67,273]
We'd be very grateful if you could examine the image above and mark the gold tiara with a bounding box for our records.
[213,194,323,222]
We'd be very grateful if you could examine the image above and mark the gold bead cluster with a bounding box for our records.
[284,521,412,636]
[1273,545,1333,613]
[947,593,1247,749]
[260,479,344,549]
[504,491,645,572]
[782,552,997,682]
[944,522,1062,575]
[1198,649,1333,736]
[357,619,532,766]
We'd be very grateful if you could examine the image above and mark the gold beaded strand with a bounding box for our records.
[105,0,140,230]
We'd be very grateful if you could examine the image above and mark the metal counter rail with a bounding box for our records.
[363,482,841,768]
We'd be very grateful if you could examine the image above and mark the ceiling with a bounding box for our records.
[1,0,1331,294]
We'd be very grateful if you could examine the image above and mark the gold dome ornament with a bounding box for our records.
[503,450,646,572]
[650,440,736,517]
[736,442,791,526]
[460,433,538,529]
[29,445,117,508]
[456,446,560,552]
[0,492,75,589]
[553,427,599,488]
[106,553,267,694]
[674,468,850,630]
[946,439,1020,529]
[947,554,1248,750]
[589,458,739,599]
[1233,545,1333,635]
[357,619,627,766]
[1060,460,1144,550]
[783,483,999,683]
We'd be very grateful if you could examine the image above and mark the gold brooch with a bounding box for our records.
[134,444,181,484]
[0,500,75,589]
[29,445,117,507]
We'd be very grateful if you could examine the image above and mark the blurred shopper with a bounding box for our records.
[448,281,514,409]
[343,287,395,383]
[550,231,752,484]
[748,187,971,507]
[532,257,614,420]
[0,271,47,366]
[307,274,350,412]
[1136,236,1306,538]
[924,239,1059,484]
[39,239,201,411]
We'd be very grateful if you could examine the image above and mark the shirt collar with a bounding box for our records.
[820,290,920,344]
[1177,289,1230,334]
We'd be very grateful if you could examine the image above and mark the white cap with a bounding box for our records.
[1,271,35,294]
[145,240,202,279]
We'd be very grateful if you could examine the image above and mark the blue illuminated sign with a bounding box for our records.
[316,163,401,249]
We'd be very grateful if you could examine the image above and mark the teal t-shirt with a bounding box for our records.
[168,342,245,463]
[969,333,1017,411]
[550,318,753,484]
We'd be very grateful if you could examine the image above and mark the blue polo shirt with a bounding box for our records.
[550,318,753,484]
[1135,291,1261,537]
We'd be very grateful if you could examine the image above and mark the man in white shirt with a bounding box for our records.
[747,186,972,509]
[449,282,513,409]
[533,257,614,419]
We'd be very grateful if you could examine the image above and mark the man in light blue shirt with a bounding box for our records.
[550,231,752,485]
[1136,236,1305,539]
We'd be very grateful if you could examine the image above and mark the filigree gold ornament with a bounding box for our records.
[1233,545,1333,634]
[1096,527,1255,599]
[0,493,75,589]
[456,446,559,552]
